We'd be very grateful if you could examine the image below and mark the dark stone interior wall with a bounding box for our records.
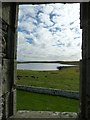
[80,2,90,120]
[0,2,2,120]
[0,3,18,120]
[0,2,90,120]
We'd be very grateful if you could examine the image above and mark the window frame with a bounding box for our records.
[15,2,81,119]
[1,1,82,120]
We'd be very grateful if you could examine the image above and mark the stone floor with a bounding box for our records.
[9,111,79,120]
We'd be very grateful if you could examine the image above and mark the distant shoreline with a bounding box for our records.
[17,61,79,65]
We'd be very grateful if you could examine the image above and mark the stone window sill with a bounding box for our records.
[9,111,79,120]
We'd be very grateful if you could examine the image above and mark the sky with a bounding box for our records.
[17,3,82,61]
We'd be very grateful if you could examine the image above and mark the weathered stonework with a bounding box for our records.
[17,85,79,99]
[9,111,78,120]
[0,2,90,120]
[0,3,17,120]
[0,16,2,120]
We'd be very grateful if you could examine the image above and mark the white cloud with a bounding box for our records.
[42,4,54,14]
[17,3,82,61]
[38,13,54,27]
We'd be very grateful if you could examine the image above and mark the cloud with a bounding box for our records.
[17,3,82,61]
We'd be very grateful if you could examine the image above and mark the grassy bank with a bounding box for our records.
[16,66,79,91]
[17,90,79,112]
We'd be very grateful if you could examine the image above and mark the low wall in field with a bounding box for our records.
[16,85,79,99]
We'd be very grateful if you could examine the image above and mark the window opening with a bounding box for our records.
[16,3,82,113]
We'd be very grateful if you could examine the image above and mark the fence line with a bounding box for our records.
[16,85,79,99]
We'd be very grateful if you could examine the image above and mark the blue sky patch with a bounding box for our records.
[26,38,33,44]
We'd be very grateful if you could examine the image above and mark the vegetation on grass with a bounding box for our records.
[16,66,79,91]
[17,90,79,112]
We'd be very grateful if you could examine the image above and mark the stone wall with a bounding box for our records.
[17,85,79,99]
[80,3,90,120]
[0,3,18,120]
[1,2,90,120]
[0,2,2,119]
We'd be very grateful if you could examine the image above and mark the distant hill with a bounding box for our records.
[17,60,79,65]
[59,61,79,65]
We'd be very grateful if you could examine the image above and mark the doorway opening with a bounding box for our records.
[16,3,82,113]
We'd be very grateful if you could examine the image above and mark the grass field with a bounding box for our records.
[16,66,80,111]
[17,90,79,112]
[16,66,79,91]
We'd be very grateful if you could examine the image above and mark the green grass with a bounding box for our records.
[16,66,79,91]
[17,90,79,112]
[16,66,79,111]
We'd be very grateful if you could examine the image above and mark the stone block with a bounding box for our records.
[0,96,2,120]
[9,111,78,120]
[13,89,16,116]
[2,59,15,94]
[2,3,11,25]
[7,27,15,59]
[2,90,15,119]
[2,59,11,94]
[2,92,10,119]
[0,63,2,96]
[0,2,2,18]
[13,61,17,85]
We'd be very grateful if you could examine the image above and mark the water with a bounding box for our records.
[17,63,75,71]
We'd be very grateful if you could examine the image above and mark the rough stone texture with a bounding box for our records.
[1,3,17,120]
[2,3,11,25]
[9,111,78,120]
[17,85,79,99]
[1,2,90,120]
[2,59,13,94]
[0,2,2,20]
[0,4,2,119]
